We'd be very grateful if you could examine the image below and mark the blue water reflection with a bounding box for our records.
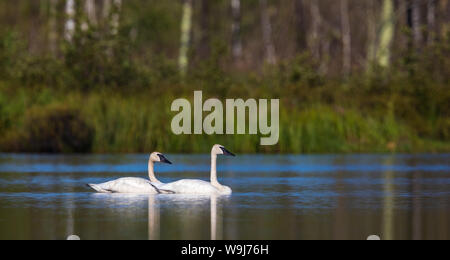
[0,153,449,239]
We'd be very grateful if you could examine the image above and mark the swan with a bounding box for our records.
[158,145,235,195]
[87,152,174,194]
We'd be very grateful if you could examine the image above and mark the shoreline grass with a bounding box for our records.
[1,86,449,154]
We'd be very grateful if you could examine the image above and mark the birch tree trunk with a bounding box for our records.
[87,0,97,24]
[376,0,395,67]
[309,0,322,61]
[340,0,351,75]
[179,0,193,75]
[231,0,243,61]
[65,0,76,42]
[103,0,111,20]
[102,0,120,35]
[427,0,436,45]
[111,0,122,35]
[82,0,97,31]
[260,0,276,65]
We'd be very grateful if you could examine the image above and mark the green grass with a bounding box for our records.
[0,86,449,154]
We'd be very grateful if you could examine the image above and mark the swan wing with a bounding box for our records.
[159,179,220,195]
[88,177,166,194]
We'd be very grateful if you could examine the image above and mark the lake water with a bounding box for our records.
[0,153,449,240]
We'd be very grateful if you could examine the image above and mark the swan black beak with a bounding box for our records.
[158,154,173,164]
[220,147,236,157]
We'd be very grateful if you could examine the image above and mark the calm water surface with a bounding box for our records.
[0,153,449,240]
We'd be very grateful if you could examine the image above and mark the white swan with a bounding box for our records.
[87,152,174,194]
[159,145,235,195]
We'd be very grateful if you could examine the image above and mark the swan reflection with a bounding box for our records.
[148,195,159,240]
[90,193,229,240]
[148,194,229,240]
[90,193,149,207]
[210,195,222,240]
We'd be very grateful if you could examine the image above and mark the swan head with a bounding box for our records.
[212,144,235,157]
[150,152,173,164]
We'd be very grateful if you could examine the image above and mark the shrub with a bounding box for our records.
[4,105,95,153]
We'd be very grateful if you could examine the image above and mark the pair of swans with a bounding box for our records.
[88,144,235,195]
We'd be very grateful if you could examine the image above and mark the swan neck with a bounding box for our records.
[210,154,221,187]
[148,159,160,183]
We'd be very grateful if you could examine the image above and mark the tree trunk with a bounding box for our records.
[85,0,97,25]
[294,0,306,51]
[111,0,122,35]
[397,0,409,49]
[340,0,351,75]
[376,0,395,67]
[320,36,330,74]
[231,0,243,61]
[103,0,120,35]
[103,0,111,20]
[427,0,436,45]
[411,0,423,49]
[309,0,322,61]
[198,0,210,60]
[48,0,58,55]
[179,0,194,76]
[440,0,449,39]
[81,0,97,31]
[366,0,377,66]
[65,0,76,42]
[260,0,276,65]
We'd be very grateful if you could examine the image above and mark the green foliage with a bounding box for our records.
[436,118,450,141]
[0,31,67,88]
[0,83,449,154]
[0,31,23,80]
[0,11,449,154]
[278,106,412,154]
[1,104,94,153]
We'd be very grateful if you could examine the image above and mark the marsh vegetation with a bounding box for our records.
[0,0,449,153]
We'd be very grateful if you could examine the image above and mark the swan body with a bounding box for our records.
[88,177,168,194]
[159,144,235,195]
[159,179,232,195]
[88,152,174,194]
